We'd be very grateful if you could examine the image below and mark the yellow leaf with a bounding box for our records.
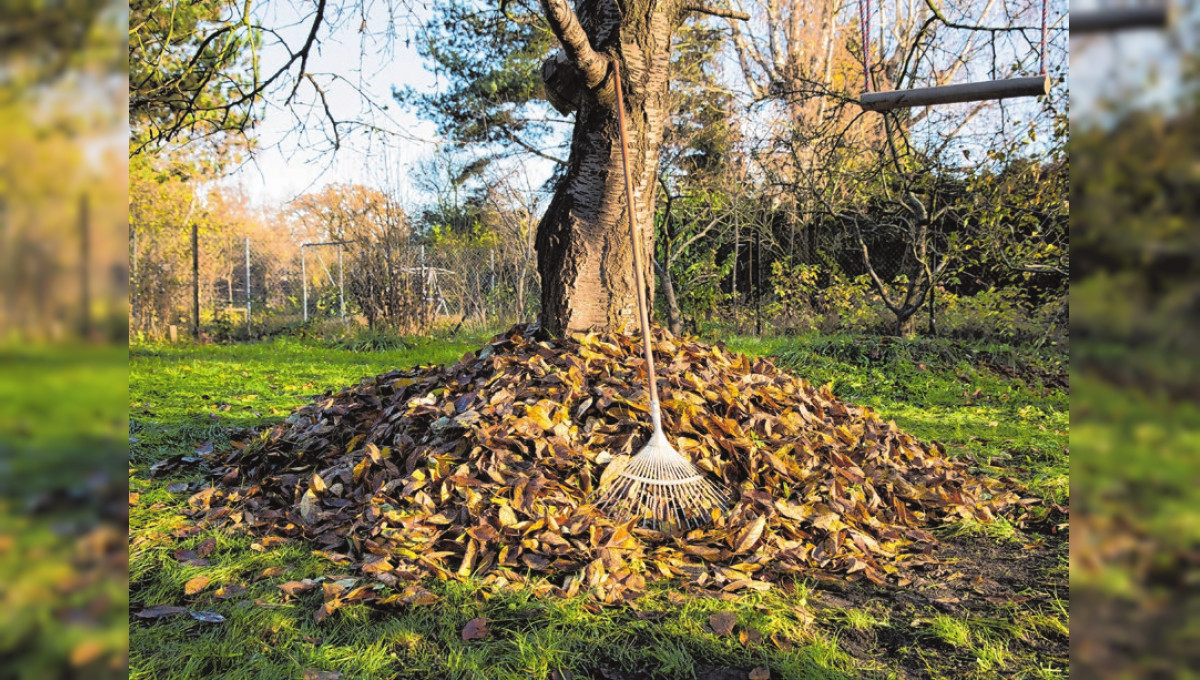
[310,473,327,494]
[526,402,555,430]
[498,504,518,528]
[733,516,766,555]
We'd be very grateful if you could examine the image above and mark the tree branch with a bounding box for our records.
[921,0,1048,33]
[540,0,608,88]
[850,216,902,316]
[684,4,750,21]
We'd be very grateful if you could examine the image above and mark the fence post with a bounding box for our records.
[79,192,92,340]
[0,196,9,328]
[191,220,200,338]
[245,236,251,337]
[301,246,308,323]
[338,241,346,324]
[420,244,427,325]
[754,227,762,337]
[130,220,137,331]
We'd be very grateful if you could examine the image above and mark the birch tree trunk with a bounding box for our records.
[535,0,745,335]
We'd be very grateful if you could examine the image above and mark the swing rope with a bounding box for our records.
[860,0,872,93]
[1039,0,1048,76]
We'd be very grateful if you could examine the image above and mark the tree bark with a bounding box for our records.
[536,0,685,335]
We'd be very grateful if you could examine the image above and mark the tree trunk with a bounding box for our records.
[655,260,683,335]
[894,308,916,337]
[536,0,685,335]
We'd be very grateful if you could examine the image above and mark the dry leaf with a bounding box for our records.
[189,610,225,623]
[184,576,210,595]
[733,516,766,555]
[299,489,321,524]
[709,611,737,636]
[749,667,770,680]
[134,605,187,619]
[461,617,489,641]
[214,584,247,599]
[279,580,316,596]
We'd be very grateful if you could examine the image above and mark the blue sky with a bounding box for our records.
[226,0,1191,208]
[229,0,445,205]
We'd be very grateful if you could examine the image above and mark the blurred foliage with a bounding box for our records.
[1071,91,1200,677]
[0,0,118,96]
[0,346,128,679]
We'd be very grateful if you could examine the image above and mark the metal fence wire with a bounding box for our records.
[129,214,1024,341]
[129,232,541,340]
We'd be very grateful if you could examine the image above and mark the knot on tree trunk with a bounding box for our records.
[542,50,617,114]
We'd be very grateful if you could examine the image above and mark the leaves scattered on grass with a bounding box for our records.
[182,324,1028,611]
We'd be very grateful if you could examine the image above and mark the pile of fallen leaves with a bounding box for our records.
[187,324,1026,605]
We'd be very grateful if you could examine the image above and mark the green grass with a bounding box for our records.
[0,344,128,679]
[129,331,1071,679]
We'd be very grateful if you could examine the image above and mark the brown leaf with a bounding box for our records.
[279,580,316,596]
[380,585,439,607]
[709,611,737,636]
[733,516,766,555]
[314,599,343,623]
[184,577,210,595]
[461,617,489,641]
[134,605,187,619]
[740,626,764,646]
[214,584,247,600]
[302,671,343,680]
[749,667,770,680]
[299,489,321,524]
[195,538,217,557]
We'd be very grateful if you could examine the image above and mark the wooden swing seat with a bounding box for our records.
[859,75,1050,112]
[1071,5,1171,34]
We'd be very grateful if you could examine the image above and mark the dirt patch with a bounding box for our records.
[1073,586,1200,680]
[808,535,1069,679]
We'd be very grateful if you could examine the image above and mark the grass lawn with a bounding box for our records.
[1,344,128,679]
[129,331,1069,679]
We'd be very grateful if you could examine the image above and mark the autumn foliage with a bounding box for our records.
[184,325,1027,608]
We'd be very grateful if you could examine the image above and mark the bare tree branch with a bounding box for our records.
[539,0,608,88]
[683,4,750,21]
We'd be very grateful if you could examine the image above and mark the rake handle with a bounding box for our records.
[612,59,663,424]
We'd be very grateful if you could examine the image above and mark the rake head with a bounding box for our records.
[595,425,730,533]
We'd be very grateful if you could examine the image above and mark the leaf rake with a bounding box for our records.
[594,59,730,532]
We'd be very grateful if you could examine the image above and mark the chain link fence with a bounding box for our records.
[129,231,540,341]
[129,217,1062,345]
